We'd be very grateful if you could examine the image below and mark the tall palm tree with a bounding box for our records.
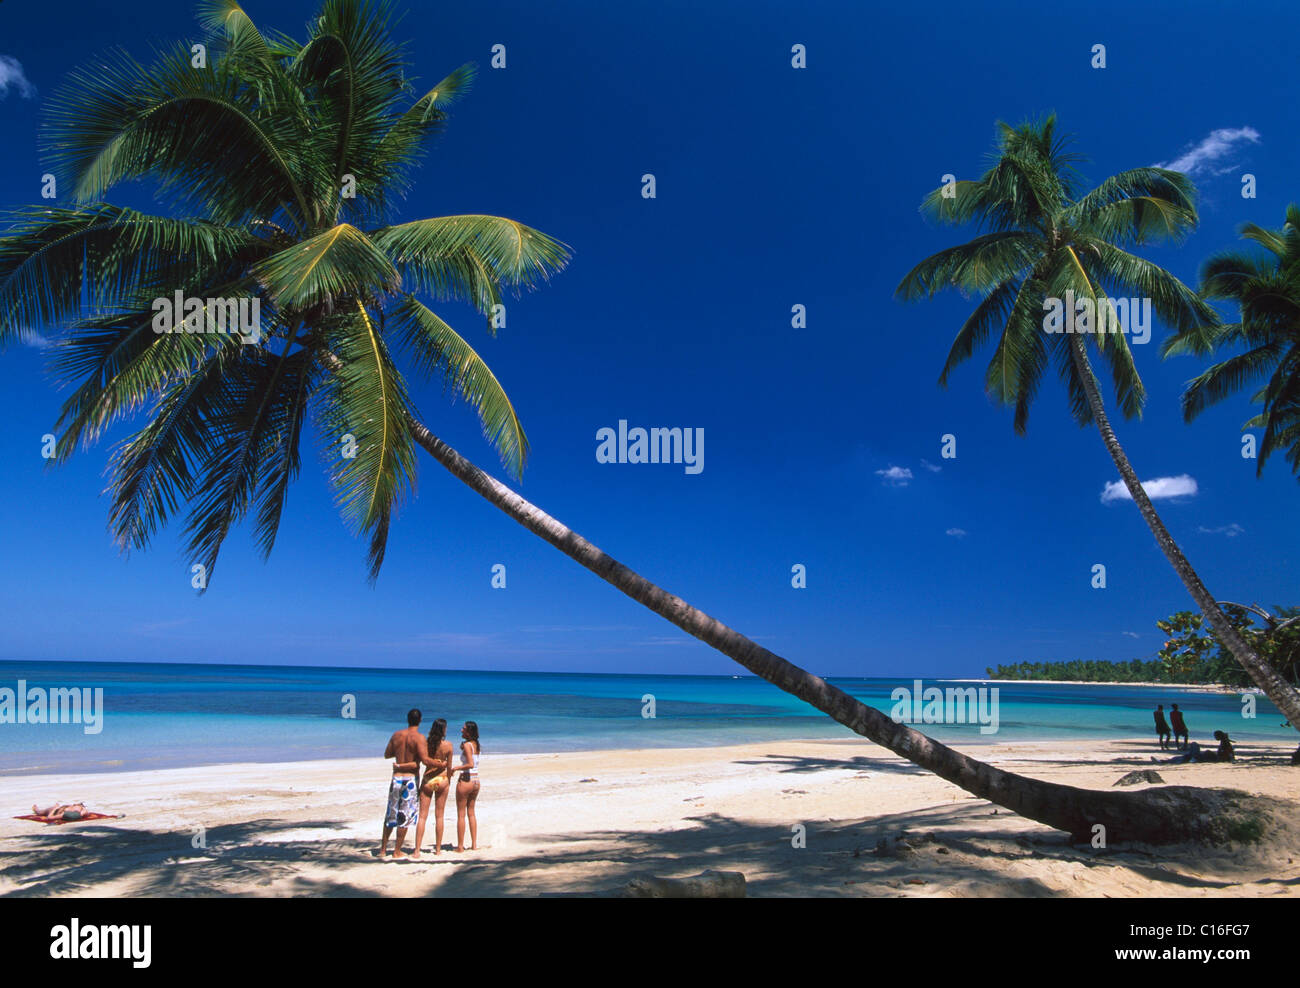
[896,118,1300,733]
[1164,204,1300,481]
[0,4,1267,843]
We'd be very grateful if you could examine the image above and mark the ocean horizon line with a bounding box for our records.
[0,660,1286,777]
[0,656,1218,685]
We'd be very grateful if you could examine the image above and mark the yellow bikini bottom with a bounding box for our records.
[423,775,449,793]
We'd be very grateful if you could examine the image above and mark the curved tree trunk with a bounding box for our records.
[1068,336,1300,731]
[407,415,1264,843]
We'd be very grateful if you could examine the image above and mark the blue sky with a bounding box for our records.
[0,0,1297,676]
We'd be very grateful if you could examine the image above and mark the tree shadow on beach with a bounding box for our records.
[731,753,929,776]
[0,817,386,898]
[6,802,1292,898]
[420,798,1297,898]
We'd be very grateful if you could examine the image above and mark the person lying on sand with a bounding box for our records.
[1158,731,1234,765]
[31,802,86,821]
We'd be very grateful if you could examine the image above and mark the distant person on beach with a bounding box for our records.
[379,709,429,859]
[450,721,481,852]
[1162,742,1206,764]
[31,802,85,821]
[1153,705,1171,750]
[1169,705,1189,749]
[412,718,454,857]
[1214,730,1235,763]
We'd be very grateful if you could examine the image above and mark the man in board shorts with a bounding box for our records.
[378,709,430,859]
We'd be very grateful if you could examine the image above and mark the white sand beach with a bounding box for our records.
[2,737,1297,897]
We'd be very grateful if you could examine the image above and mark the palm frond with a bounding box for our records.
[388,294,528,476]
[252,223,398,307]
[371,215,571,315]
[318,302,417,579]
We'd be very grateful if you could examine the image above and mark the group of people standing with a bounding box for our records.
[379,709,481,860]
[1152,703,1189,750]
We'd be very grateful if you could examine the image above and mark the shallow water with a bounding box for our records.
[0,660,1288,774]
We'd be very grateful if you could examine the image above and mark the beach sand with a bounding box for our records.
[2,737,1297,897]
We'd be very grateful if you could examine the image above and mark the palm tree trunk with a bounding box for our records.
[407,414,1261,843]
[1068,336,1300,731]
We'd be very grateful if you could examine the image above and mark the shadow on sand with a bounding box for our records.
[4,745,1295,897]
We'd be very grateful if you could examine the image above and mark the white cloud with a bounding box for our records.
[875,465,913,487]
[1122,631,1140,639]
[17,327,51,349]
[1155,127,1260,177]
[1198,523,1244,537]
[0,55,36,99]
[920,459,942,473]
[1100,474,1197,504]
[945,527,967,538]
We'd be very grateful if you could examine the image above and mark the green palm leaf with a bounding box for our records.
[3,0,567,585]
[252,222,399,307]
[1167,205,1300,479]
[372,215,571,314]
[388,294,528,476]
[319,302,417,579]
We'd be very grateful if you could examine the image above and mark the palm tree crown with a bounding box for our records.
[1164,204,1300,480]
[897,116,1216,430]
[0,0,570,584]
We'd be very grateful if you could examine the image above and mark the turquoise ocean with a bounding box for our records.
[0,660,1291,775]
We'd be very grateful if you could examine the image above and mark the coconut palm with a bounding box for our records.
[0,4,1268,842]
[896,117,1300,733]
[1164,204,1300,481]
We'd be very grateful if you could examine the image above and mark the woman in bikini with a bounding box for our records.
[450,721,481,852]
[412,718,454,856]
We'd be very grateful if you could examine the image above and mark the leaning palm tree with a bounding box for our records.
[0,4,1274,842]
[896,117,1300,734]
[1164,204,1300,481]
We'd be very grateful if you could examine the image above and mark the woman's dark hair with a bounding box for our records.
[428,718,447,748]
[464,720,480,752]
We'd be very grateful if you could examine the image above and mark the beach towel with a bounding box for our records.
[13,812,121,825]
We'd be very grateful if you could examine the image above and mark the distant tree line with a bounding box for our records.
[985,658,1171,682]
[987,605,1300,687]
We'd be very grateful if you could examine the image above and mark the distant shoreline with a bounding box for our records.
[952,678,1244,693]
